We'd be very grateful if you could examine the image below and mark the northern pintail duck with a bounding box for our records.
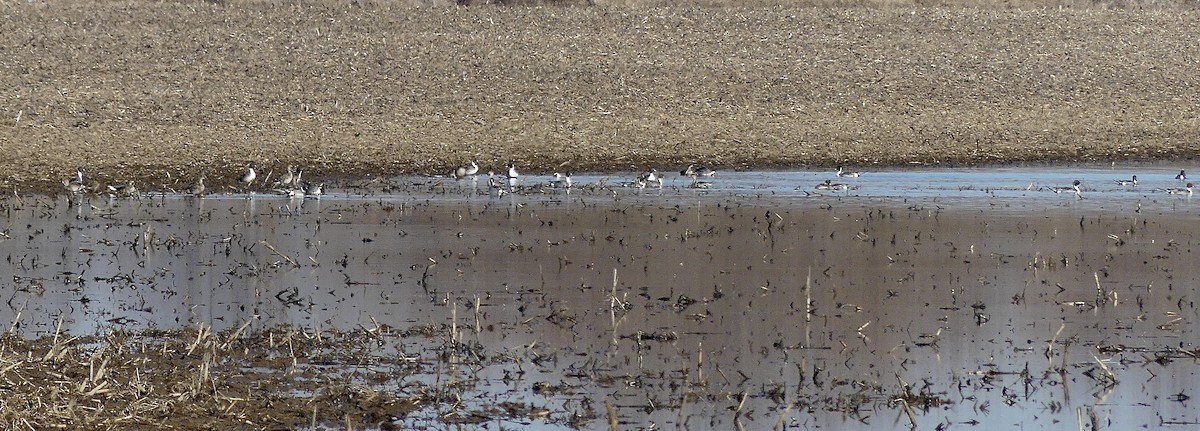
[238,164,257,187]
[486,171,509,196]
[638,169,663,189]
[1114,175,1137,186]
[62,179,86,194]
[62,169,86,194]
[1164,183,1194,195]
[814,179,849,191]
[186,175,207,196]
[681,164,716,179]
[277,165,296,188]
[453,161,480,179]
[1048,180,1082,194]
[550,172,572,188]
[506,163,520,190]
[836,166,861,178]
[1177,170,1188,181]
[305,182,324,198]
[107,182,138,198]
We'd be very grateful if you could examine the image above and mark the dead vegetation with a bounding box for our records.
[2,2,1200,193]
[0,320,428,429]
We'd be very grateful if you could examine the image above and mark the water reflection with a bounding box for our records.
[2,166,1198,430]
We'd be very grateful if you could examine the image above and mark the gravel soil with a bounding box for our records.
[2,1,1200,192]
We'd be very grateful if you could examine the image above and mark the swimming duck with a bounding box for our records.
[1114,175,1137,186]
[1048,180,1082,194]
[1177,170,1188,181]
[1163,183,1194,195]
[815,179,849,191]
[836,166,861,178]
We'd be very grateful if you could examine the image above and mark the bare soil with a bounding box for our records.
[3,2,1200,192]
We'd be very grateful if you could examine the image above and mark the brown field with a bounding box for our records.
[2,0,1200,192]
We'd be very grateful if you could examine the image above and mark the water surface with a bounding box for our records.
[3,165,1198,430]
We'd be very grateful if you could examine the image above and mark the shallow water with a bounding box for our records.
[3,166,1199,430]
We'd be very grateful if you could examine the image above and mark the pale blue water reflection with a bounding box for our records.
[1,164,1198,430]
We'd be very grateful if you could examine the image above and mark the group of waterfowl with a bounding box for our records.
[807,166,1195,197]
[809,166,862,191]
[62,164,324,199]
[62,163,1196,199]
[1048,169,1192,197]
[449,161,719,192]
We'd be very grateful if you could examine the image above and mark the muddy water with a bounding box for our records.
[2,167,1199,430]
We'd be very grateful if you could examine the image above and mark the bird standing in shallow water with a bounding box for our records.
[506,163,520,190]
[638,169,663,189]
[550,172,572,188]
[305,182,324,198]
[453,161,480,179]
[238,164,257,189]
[186,175,206,196]
[62,179,85,194]
[278,165,296,189]
[62,169,86,194]
[107,183,138,199]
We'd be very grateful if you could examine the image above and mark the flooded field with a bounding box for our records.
[2,166,1198,430]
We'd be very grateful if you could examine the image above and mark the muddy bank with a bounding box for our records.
[2,181,1198,429]
[3,2,1200,193]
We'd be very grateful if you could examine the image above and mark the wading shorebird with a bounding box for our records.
[1176,170,1188,181]
[1048,180,1082,195]
[1162,183,1194,195]
[815,179,848,191]
[680,164,716,179]
[186,175,207,197]
[1114,175,1137,186]
[836,166,861,178]
[453,161,480,179]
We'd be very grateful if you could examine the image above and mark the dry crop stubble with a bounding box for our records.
[1,2,1200,192]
